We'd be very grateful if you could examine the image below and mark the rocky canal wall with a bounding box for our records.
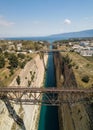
[0,54,48,130]
[54,52,92,130]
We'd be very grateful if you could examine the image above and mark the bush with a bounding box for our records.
[10,68,14,76]
[19,61,26,69]
[8,54,18,68]
[18,53,25,59]
[28,80,31,87]
[75,65,79,69]
[4,51,10,58]
[16,75,21,85]
[82,75,89,83]
[63,55,72,64]
[0,55,5,68]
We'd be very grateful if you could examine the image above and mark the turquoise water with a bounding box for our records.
[38,46,59,130]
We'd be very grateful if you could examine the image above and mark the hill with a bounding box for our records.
[48,29,93,39]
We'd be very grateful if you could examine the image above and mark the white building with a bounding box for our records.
[80,41,89,46]
[80,50,93,56]
[17,43,22,51]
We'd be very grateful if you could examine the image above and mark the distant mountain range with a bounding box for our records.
[1,29,93,41]
[48,29,93,40]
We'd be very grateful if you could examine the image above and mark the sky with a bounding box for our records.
[0,0,93,37]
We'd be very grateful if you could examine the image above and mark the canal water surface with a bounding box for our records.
[38,45,59,130]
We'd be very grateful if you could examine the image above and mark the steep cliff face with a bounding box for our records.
[54,53,91,130]
[0,54,48,130]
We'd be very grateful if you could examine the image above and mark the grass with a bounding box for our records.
[11,122,17,130]
[84,56,93,62]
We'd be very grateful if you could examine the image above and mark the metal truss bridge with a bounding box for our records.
[40,49,66,54]
[0,87,93,106]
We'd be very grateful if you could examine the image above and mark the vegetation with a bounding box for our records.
[60,51,93,88]
[10,68,14,76]
[22,40,45,50]
[19,61,26,69]
[0,81,5,87]
[16,75,21,85]
[0,55,5,68]
[82,75,89,83]
[8,54,18,68]
[84,56,93,62]
[28,80,31,87]
[18,53,25,59]
[0,40,47,86]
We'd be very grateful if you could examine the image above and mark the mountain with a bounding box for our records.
[48,29,93,40]
[1,29,93,41]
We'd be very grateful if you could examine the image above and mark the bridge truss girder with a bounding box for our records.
[0,88,93,106]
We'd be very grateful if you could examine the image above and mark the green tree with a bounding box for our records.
[82,75,89,83]
[8,54,18,68]
[18,53,25,59]
[4,51,10,58]
[19,61,26,69]
[0,55,5,68]
[16,75,21,85]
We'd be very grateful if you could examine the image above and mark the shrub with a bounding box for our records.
[8,54,18,68]
[18,53,25,59]
[16,75,21,85]
[10,68,14,75]
[28,80,31,87]
[75,65,79,69]
[82,75,89,83]
[68,64,72,69]
[19,61,26,69]
[0,55,5,68]
[63,55,72,64]
[5,75,7,79]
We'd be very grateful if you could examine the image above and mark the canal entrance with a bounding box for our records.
[38,45,59,130]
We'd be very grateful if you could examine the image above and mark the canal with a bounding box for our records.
[38,45,59,130]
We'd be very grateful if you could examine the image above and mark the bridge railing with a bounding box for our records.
[0,87,93,106]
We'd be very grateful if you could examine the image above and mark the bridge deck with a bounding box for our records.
[0,87,93,105]
[40,49,66,53]
[0,87,93,92]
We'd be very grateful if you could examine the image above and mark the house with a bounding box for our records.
[68,42,72,46]
[8,44,15,51]
[28,50,34,53]
[80,41,89,47]
[80,50,93,56]
[17,43,22,51]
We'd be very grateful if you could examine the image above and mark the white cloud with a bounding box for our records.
[0,16,15,27]
[64,19,71,25]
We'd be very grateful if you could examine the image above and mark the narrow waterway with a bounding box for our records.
[38,45,59,130]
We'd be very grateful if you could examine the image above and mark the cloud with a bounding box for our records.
[64,19,71,25]
[0,16,15,27]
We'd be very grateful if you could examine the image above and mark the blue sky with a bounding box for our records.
[0,0,93,37]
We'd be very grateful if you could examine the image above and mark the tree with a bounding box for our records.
[82,75,89,83]
[0,55,5,68]
[8,54,18,68]
[19,61,26,69]
[18,53,25,59]
[16,75,21,85]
